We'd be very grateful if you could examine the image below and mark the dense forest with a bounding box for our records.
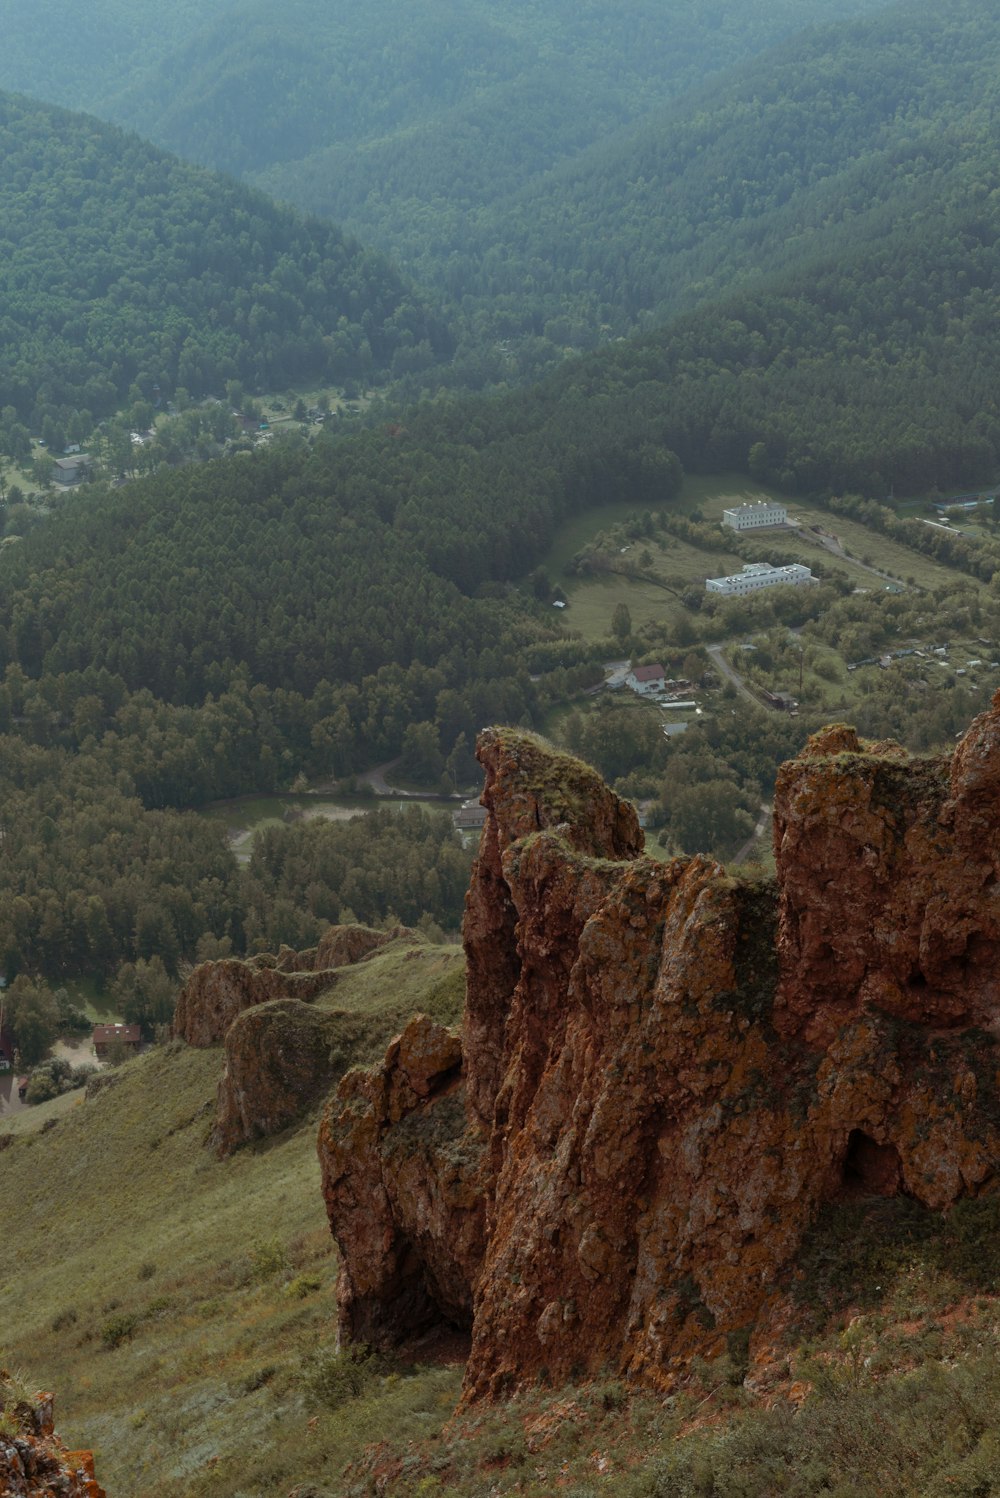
[0,92,446,436]
[2,0,1000,1005]
[0,0,884,177]
[365,0,1000,358]
[0,0,892,383]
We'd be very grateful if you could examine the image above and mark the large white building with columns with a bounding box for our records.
[722,501,788,531]
[706,561,816,597]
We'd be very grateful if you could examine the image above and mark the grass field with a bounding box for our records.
[542,475,998,652]
[0,935,467,1497]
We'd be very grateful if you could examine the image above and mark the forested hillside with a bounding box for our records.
[0,0,889,383]
[0,92,446,435]
[4,0,1000,1006]
[368,0,1000,355]
[0,0,884,177]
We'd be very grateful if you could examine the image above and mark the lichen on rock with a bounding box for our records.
[0,1373,105,1497]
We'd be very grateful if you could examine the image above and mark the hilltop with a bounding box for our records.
[0,90,446,439]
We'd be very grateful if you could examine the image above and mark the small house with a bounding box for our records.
[92,1023,141,1058]
[455,802,487,831]
[626,663,666,695]
[51,454,91,486]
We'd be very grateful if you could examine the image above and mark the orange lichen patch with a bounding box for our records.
[0,1377,106,1498]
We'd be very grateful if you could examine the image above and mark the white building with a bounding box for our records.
[706,562,816,598]
[722,501,788,531]
[625,663,666,695]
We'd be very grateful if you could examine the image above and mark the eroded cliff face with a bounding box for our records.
[319,1012,485,1348]
[319,707,1000,1400]
[173,924,422,1155]
[211,998,354,1156]
[173,924,403,1048]
[0,1377,104,1498]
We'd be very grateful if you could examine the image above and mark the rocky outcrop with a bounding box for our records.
[211,999,357,1156]
[173,958,337,1047]
[173,925,413,1047]
[320,711,1000,1400]
[314,923,411,970]
[774,717,1000,1043]
[0,1376,104,1497]
[318,1013,485,1346]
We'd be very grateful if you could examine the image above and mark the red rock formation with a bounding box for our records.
[318,1012,485,1346]
[211,998,355,1156]
[172,958,337,1047]
[173,925,413,1047]
[0,1376,105,1497]
[774,714,1000,1043]
[314,923,411,970]
[319,710,1000,1400]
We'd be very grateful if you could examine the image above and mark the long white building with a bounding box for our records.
[722,501,788,531]
[706,562,816,597]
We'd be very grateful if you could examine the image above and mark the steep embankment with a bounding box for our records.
[322,705,1000,1400]
[0,929,467,1497]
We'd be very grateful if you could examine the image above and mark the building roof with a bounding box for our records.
[723,501,787,514]
[630,664,665,682]
[93,1023,141,1045]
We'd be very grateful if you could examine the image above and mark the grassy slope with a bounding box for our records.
[0,937,466,1497]
[5,917,1000,1493]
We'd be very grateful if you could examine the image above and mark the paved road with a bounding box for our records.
[706,643,762,708]
[733,802,773,865]
[356,757,462,802]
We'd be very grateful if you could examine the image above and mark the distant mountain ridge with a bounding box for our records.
[0,90,448,428]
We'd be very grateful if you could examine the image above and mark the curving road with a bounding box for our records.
[706,643,763,708]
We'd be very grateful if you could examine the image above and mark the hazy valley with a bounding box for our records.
[4,1,1000,1493]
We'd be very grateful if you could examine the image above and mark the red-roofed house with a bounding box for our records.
[625,663,666,695]
[92,1023,142,1058]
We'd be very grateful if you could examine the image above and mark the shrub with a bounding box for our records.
[249,1238,287,1282]
[101,1312,140,1349]
[299,1344,386,1410]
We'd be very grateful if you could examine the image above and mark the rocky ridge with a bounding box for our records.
[172,923,418,1155]
[0,1375,104,1497]
[319,706,1000,1400]
[172,924,403,1047]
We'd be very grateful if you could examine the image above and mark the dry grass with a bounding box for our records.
[7,935,1000,1496]
[0,936,467,1497]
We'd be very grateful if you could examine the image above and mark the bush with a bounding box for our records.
[101,1312,139,1349]
[299,1344,386,1410]
[23,1059,97,1104]
[24,1071,60,1104]
[248,1239,287,1282]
